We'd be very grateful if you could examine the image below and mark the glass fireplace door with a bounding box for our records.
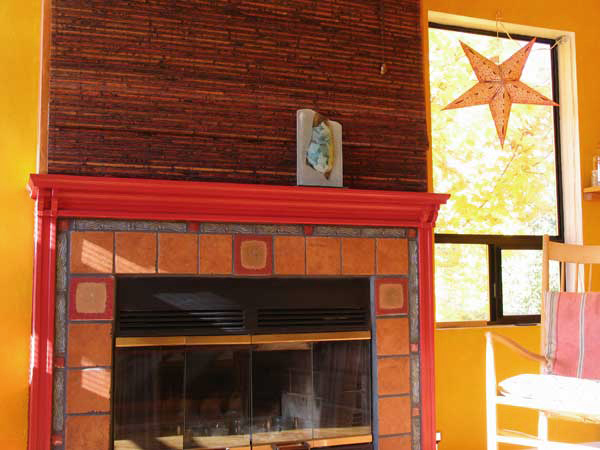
[114,344,251,450]
[113,336,371,450]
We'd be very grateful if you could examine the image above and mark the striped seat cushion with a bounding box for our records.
[544,291,600,379]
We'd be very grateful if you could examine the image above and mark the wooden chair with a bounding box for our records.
[486,236,600,449]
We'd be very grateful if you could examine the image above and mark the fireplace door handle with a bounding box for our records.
[271,442,310,450]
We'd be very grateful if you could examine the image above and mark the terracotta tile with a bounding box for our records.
[66,369,111,413]
[234,235,273,275]
[306,237,341,275]
[199,234,232,274]
[158,233,198,274]
[115,232,157,273]
[378,357,410,395]
[69,277,114,321]
[67,323,112,367]
[342,238,375,275]
[376,278,408,315]
[378,396,411,435]
[274,236,305,275]
[376,318,409,356]
[66,415,110,450]
[377,238,408,275]
[70,232,113,274]
[379,435,411,450]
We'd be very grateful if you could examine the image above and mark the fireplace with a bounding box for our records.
[26,175,447,450]
[113,277,373,450]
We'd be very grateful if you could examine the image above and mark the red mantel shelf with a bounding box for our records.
[28,174,448,227]
[26,174,448,450]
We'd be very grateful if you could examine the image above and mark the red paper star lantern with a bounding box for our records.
[444,38,558,147]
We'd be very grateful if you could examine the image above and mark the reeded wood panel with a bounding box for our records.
[48,0,427,191]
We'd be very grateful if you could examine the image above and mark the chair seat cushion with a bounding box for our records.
[499,374,600,421]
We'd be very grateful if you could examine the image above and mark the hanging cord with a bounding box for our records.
[379,0,388,75]
[496,10,566,51]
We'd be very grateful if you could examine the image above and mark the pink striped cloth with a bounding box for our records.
[544,291,600,379]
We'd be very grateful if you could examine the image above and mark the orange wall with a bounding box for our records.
[2,0,600,449]
[423,0,600,448]
[0,0,40,448]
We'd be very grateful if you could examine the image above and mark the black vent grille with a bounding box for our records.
[257,308,368,330]
[118,309,244,336]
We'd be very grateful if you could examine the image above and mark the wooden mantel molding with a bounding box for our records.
[26,173,448,450]
[28,174,448,227]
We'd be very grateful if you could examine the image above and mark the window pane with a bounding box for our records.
[502,250,561,315]
[435,244,489,322]
[429,27,558,235]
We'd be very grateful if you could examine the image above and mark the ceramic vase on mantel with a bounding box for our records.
[296,109,343,188]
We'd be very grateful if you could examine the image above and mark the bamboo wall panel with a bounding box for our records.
[48,0,427,191]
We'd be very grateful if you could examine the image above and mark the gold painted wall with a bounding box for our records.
[0,0,40,448]
[423,0,600,448]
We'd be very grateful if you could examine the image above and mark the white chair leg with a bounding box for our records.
[486,333,498,450]
[538,411,548,446]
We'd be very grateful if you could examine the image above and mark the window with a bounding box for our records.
[429,23,563,324]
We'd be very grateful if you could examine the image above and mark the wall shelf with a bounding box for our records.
[584,186,600,200]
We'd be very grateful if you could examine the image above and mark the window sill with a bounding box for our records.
[436,321,540,329]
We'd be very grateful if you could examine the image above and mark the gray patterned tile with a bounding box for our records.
[360,227,406,238]
[133,221,186,232]
[410,353,420,406]
[409,239,420,344]
[54,292,67,355]
[412,419,421,450]
[52,369,64,432]
[314,225,360,237]
[202,223,229,233]
[55,233,68,293]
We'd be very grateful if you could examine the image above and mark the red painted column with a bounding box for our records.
[28,191,57,450]
[419,225,436,450]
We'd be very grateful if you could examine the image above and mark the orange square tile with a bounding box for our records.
[66,369,111,413]
[158,233,198,274]
[378,396,411,435]
[377,238,408,275]
[379,435,411,450]
[376,318,409,356]
[234,235,273,275]
[199,234,232,274]
[274,237,305,275]
[378,357,410,395]
[306,237,341,275]
[70,232,114,274]
[67,323,112,367]
[342,238,375,275]
[66,415,110,450]
[115,232,157,273]
[376,278,408,315]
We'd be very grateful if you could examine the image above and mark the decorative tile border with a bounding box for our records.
[52,219,419,449]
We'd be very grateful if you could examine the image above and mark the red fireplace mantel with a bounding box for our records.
[27,174,448,450]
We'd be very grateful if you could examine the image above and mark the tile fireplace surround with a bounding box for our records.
[26,174,448,450]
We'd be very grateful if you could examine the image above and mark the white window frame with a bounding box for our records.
[428,12,583,319]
